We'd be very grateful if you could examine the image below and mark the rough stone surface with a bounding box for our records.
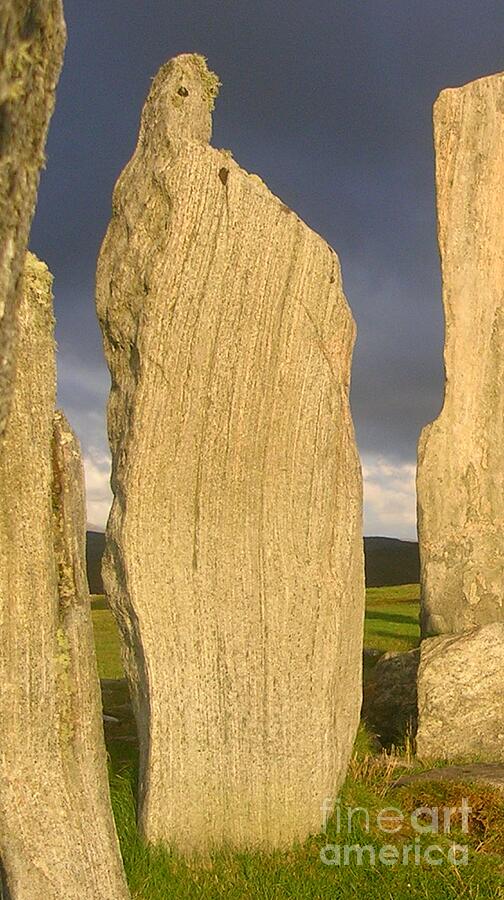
[417,72,504,637]
[0,254,129,899]
[416,624,504,761]
[392,763,504,793]
[97,54,365,854]
[0,1,65,438]
[362,648,420,748]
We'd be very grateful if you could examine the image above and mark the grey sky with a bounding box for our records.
[29,0,504,537]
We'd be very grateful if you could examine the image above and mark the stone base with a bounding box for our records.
[416,624,504,761]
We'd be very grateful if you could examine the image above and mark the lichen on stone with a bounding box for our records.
[189,53,221,110]
[24,251,54,311]
[0,13,59,106]
[1,40,33,102]
[55,624,74,745]
[154,52,220,111]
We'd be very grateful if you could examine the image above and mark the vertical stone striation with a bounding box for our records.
[417,72,504,637]
[0,1,65,437]
[0,254,129,899]
[97,54,365,854]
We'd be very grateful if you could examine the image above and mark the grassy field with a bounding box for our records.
[364,583,420,654]
[93,587,504,898]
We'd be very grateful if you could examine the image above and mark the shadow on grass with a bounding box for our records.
[365,610,419,626]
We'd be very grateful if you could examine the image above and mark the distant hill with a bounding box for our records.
[86,531,106,594]
[86,531,419,594]
[363,536,419,587]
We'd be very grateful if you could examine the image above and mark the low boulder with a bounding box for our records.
[416,623,504,761]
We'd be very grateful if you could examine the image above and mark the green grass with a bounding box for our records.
[108,767,504,899]
[364,583,420,655]
[92,588,503,898]
[107,741,504,899]
[92,601,124,679]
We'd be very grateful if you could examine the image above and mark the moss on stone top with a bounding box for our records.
[152,53,221,112]
[189,53,221,111]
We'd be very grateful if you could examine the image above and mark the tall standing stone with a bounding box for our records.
[417,72,504,637]
[0,254,129,899]
[97,54,365,854]
[0,1,65,437]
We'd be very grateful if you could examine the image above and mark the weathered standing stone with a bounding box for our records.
[417,72,504,637]
[0,254,129,899]
[0,1,65,437]
[97,54,365,854]
[416,624,504,761]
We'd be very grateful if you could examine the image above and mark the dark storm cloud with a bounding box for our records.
[29,0,504,532]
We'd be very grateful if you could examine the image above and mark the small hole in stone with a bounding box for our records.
[177,86,189,97]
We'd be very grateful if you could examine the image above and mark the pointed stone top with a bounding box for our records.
[53,408,78,449]
[436,68,504,100]
[24,251,53,312]
[140,53,221,146]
